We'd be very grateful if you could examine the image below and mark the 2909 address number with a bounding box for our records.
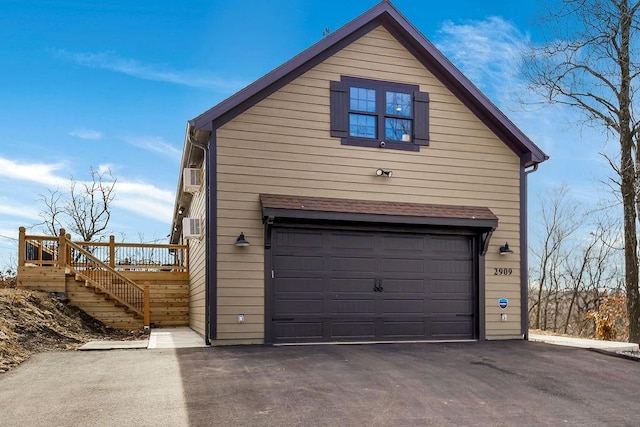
[494,268,513,276]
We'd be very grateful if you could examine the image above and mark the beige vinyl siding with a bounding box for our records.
[215,26,523,343]
[186,163,207,337]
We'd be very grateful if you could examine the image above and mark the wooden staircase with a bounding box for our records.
[65,273,144,329]
[64,240,150,329]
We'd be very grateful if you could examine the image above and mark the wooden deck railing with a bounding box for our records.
[18,227,189,273]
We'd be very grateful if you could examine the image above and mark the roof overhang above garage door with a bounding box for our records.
[260,194,498,231]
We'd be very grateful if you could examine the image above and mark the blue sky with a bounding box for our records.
[0,0,614,268]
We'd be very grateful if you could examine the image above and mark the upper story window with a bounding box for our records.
[330,76,429,151]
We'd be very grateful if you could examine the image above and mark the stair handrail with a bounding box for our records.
[65,239,149,325]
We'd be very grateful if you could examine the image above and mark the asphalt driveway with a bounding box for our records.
[2,341,640,426]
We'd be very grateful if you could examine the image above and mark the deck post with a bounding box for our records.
[65,233,72,266]
[18,227,26,267]
[143,281,150,328]
[185,240,190,272]
[58,228,67,268]
[109,235,115,268]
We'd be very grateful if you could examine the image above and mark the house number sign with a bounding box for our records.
[494,268,513,276]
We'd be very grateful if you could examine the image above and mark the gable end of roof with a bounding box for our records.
[191,1,548,166]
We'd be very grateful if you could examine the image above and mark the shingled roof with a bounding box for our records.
[260,194,498,230]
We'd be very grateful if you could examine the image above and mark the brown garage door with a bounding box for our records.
[270,227,476,343]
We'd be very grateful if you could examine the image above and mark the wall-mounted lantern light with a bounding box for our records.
[178,207,184,215]
[499,242,513,255]
[235,232,250,247]
[376,169,393,178]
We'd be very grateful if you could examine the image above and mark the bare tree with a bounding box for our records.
[37,168,116,242]
[523,0,640,343]
[562,215,622,334]
[529,186,623,336]
[530,185,581,330]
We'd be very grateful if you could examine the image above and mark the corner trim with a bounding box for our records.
[520,166,528,339]
[207,130,218,342]
[478,239,486,341]
[263,216,275,344]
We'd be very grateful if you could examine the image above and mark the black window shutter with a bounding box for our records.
[330,81,349,138]
[413,91,430,146]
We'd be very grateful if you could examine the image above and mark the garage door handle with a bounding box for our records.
[373,279,383,292]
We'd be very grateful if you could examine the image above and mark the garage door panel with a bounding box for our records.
[382,299,424,314]
[381,279,424,293]
[432,259,472,275]
[331,322,376,339]
[274,255,324,272]
[431,319,474,338]
[382,235,425,251]
[431,236,471,253]
[381,321,426,338]
[276,230,324,248]
[382,258,424,273]
[274,299,323,316]
[275,322,324,341]
[275,278,324,293]
[330,256,376,272]
[432,279,472,294]
[331,299,375,314]
[330,278,376,292]
[430,299,473,314]
[329,233,376,250]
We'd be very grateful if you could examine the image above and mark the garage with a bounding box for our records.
[270,226,477,343]
[261,194,498,344]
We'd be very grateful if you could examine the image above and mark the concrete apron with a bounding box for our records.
[78,328,639,352]
[79,327,207,350]
[528,333,639,352]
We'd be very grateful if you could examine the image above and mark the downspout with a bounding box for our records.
[187,128,211,345]
[521,162,539,340]
[188,131,208,155]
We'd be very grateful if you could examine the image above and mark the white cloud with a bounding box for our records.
[0,156,174,228]
[112,197,173,223]
[111,180,174,223]
[433,17,614,205]
[433,17,599,154]
[115,181,174,204]
[0,157,68,187]
[51,49,246,91]
[97,163,118,175]
[122,135,182,160]
[69,128,103,140]
[436,17,528,97]
[0,197,40,220]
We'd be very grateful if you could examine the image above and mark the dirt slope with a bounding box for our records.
[0,288,141,373]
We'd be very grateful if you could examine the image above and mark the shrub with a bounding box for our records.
[0,268,16,288]
[586,294,628,341]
